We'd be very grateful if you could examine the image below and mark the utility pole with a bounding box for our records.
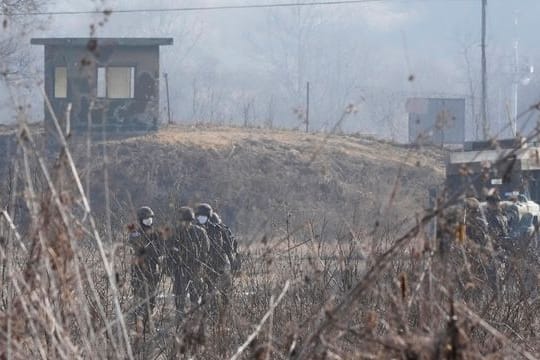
[510,12,534,137]
[481,0,488,140]
[305,81,310,133]
[512,13,519,136]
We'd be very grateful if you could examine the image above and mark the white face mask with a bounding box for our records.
[142,217,153,227]
[197,215,208,224]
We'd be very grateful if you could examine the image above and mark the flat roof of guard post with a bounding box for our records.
[30,38,174,47]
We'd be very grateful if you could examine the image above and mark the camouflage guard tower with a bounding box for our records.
[31,37,173,136]
[446,138,540,202]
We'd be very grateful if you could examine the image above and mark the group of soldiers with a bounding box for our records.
[462,193,510,246]
[461,191,539,250]
[127,202,240,328]
[438,190,540,297]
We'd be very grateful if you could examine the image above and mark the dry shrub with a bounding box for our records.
[0,121,539,359]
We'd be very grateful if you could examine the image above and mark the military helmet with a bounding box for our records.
[210,212,222,224]
[486,193,501,204]
[194,203,213,217]
[178,206,195,221]
[137,206,154,221]
[464,197,481,210]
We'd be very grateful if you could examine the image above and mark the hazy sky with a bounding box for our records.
[4,0,540,140]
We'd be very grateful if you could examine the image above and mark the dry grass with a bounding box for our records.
[58,124,445,241]
[0,119,539,359]
[125,125,445,171]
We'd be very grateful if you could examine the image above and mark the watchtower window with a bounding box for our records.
[106,67,135,99]
[54,67,67,98]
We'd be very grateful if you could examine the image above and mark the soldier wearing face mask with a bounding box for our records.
[128,206,163,328]
[167,206,210,317]
[194,203,231,305]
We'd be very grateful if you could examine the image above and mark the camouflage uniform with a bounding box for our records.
[464,197,489,245]
[483,194,512,294]
[485,202,509,249]
[211,212,241,273]
[195,204,232,305]
[460,198,499,292]
[166,207,210,315]
[129,206,163,321]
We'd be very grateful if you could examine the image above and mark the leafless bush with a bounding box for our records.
[1,102,540,360]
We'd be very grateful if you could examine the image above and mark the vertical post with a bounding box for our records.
[425,187,437,323]
[102,111,112,244]
[86,101,93,208]
[164,72,172,125]
[428,187,438,247]
[481,0,489,139]
[65,103,72,137]
[512,81,518,136]
[305,81,310,133]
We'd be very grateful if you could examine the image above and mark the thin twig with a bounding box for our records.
[0,210,27,253]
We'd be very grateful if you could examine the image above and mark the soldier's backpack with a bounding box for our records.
[220,224,241,272]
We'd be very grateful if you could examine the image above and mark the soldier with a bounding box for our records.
[128,206,163,327]
[210,211,241,273]
[462,197,499,292]
[464,197,489,245]
[484,192,510,248]
[194,203,232,304]
[166,206,210,318]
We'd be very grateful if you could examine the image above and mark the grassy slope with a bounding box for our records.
[78,126,445,241]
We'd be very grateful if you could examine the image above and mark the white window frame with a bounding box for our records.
[97,67,106,98]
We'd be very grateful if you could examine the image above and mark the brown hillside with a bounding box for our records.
[76,126,445,241]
